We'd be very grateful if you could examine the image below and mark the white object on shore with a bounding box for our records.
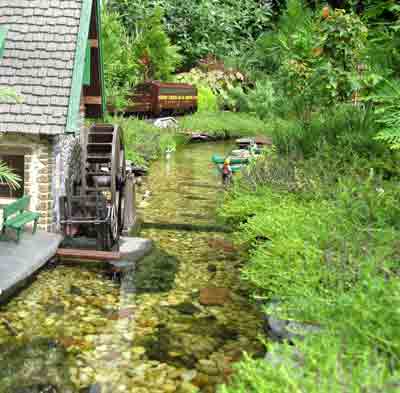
[153,117,178,129]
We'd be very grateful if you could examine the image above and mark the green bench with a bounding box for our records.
[1,196,40,242]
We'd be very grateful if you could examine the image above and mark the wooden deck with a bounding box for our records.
[56,248,121,261]
[0,230,63,303]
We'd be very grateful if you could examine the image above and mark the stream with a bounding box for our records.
[0,142,263,393]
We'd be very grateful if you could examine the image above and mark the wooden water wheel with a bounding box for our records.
[60,123,127,251]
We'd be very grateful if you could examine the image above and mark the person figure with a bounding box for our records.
[222,158,232,186]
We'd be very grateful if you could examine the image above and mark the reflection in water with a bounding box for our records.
[0,142,263,393]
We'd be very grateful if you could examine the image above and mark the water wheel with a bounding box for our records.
[81,123,126,250]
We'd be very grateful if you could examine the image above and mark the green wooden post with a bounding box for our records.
[83,44,91,86]
[0,27,8,58]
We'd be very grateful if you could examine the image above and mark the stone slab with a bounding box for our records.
[119,236,153,262]
[0,230,63,303]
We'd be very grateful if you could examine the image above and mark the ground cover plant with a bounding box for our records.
[218,146,400,392]
[215,1,400,392]
[177,112,269,139]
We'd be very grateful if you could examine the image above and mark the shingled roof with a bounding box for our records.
[0,0,90,135]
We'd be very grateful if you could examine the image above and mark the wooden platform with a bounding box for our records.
[56,248,121,261]
[0,230,63,304]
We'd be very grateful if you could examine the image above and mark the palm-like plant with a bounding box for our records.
[0,88,22,190]
[0,161,21,190]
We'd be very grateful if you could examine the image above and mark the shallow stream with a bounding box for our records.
[0,142,263,393]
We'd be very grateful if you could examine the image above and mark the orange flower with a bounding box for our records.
[313,47,324,57]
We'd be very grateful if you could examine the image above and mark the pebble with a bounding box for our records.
[181,369,197,382]
[197,359,218,376]
[163,383,177,393]
[179,382,199,393]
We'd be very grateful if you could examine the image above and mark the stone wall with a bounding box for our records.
[52,134,80,231]
[0,134,55,231]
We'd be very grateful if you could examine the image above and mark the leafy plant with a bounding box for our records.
[197,86,218,112]
[102,10,139,106]
[175,67,247,109]
[373,79,400,148]
[0,161,21,190]
[133,7,182,81]
[107,0,273,67]
[177,111,269,138]
[219,148,400,392]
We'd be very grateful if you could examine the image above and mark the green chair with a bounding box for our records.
[2,196,40,242]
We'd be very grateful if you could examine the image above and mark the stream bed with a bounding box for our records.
[0,142,263,393]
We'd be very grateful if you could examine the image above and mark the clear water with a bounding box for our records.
[0,142,263,393]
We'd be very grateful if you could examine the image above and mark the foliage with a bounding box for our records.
[270,104,384,157]
[177,112,269,138]
[175,67,246,109]
[102,11,139,108]
[372,79,400,149]
[107,0,273,67]
[220,336,400,393]
[0,89,23,190]
[105,116,182,165]
[102,8,182,108]
[0,161,21,190]
[212,2,400,392]
[133,7,182,81]
[219,146,400,392]
[225,79,276,115]
[197,86,218,112]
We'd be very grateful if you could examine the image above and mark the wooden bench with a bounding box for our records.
[1,196,40,242]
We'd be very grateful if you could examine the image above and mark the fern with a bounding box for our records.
[373,79,400,149]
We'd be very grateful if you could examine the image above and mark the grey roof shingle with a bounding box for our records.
[0,0,83,135]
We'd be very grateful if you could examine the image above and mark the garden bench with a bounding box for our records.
[1,196,40,242]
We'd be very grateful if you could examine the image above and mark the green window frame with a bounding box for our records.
[0,27,8,59]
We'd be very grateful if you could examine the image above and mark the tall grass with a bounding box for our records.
[177,111,270,138]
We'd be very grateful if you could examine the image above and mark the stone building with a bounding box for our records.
[0,0,105,231]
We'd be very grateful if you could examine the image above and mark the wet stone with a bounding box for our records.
[79,384,102,393]
[69,285,82,296]
[109,260,134,271]
[119,237,153,262]
[46,304,65,315]
[199,288,230,306]
[172,302,201,316]
[0,338,71,392]
[262,299,322,343]
[13,385,59,393]
[134,248,179,293]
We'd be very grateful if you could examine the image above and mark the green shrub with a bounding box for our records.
[268,104,383,158]
[219,147,400,392]
[197,86,218,112]
[175,67,247,110]
[177,112,269,138]
[107,0,273,67]
[102,11,139,105]
[133,7,182,81]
